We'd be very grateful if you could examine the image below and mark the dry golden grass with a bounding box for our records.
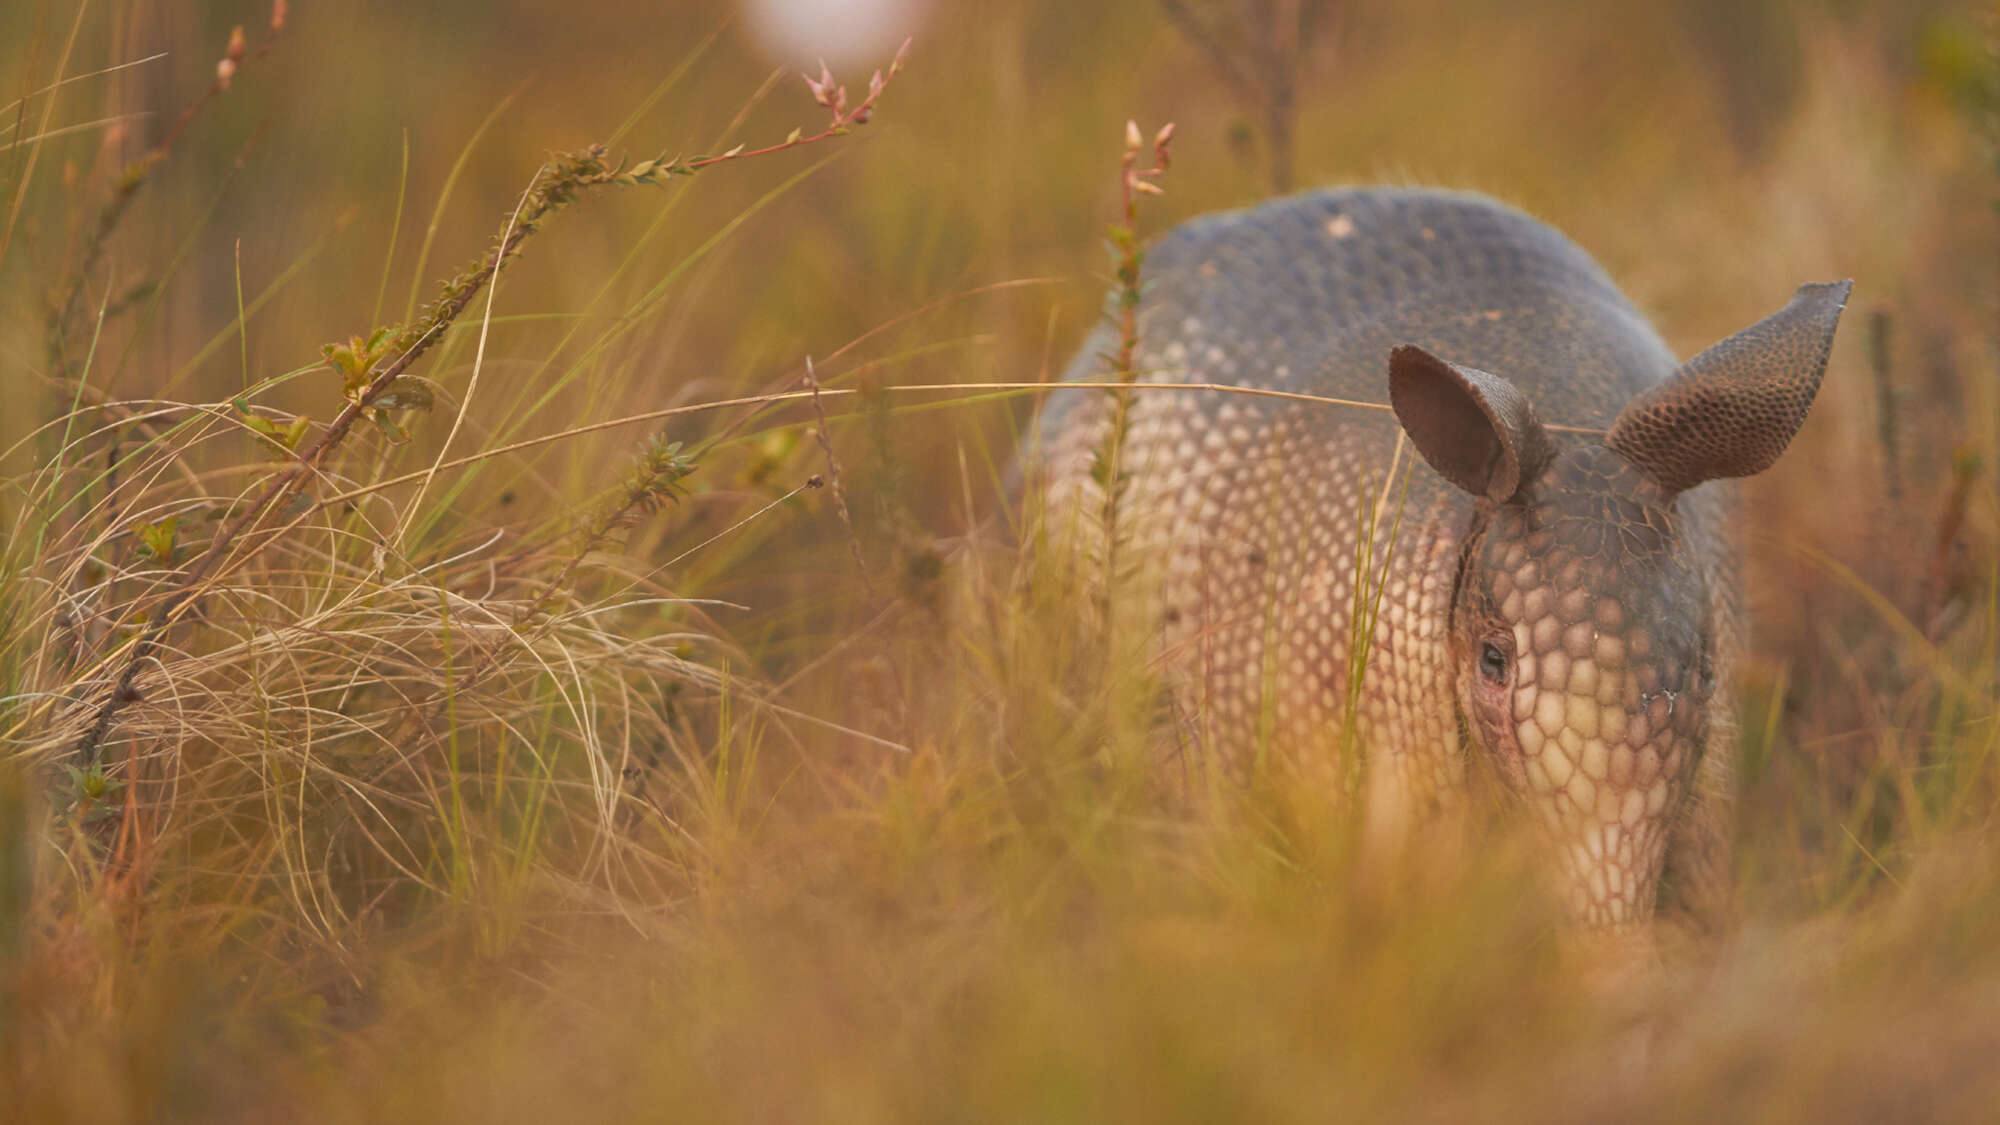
[0,1,1996,1121]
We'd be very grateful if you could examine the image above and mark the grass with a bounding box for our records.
[1,0,1997,1120]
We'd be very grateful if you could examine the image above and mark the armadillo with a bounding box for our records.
[1036,188,1848,931]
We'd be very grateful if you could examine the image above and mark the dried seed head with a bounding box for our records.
[216,57,237,88]
[1124,119,1143,153]
[270,0,288,32]
[226,25,248,63]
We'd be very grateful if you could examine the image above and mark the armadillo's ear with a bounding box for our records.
[1607,280,1852,497]
[1389,344,1554,503]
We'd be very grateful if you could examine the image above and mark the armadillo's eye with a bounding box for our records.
[1478,639,1511,685]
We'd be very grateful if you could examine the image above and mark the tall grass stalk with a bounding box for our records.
[1089,119,1174,637]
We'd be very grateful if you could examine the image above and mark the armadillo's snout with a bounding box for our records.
[1458,447,1713,929]
[1506,599,1707,928]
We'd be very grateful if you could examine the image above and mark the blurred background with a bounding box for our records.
[4,0,1989,652]
[2,0,1997,1119]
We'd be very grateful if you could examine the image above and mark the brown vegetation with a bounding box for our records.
[0,0,1994,1120]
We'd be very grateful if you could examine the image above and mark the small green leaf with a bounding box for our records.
[371,408,411,445]
[66,762,120,805]
[234,400,311,453]
[63,761,124,823]
[325,336,377,400]
[372,377,435,413]
[239,412,282,439]
[133,516,179,565]
[322,342,353,373]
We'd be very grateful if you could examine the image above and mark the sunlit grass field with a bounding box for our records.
[2,0,1997,1120]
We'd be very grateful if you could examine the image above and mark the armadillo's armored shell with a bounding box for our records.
[1035,188,1847,934]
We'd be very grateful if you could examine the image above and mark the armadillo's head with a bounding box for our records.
[1448,443,1714,928]
[1387,280,1851,931]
